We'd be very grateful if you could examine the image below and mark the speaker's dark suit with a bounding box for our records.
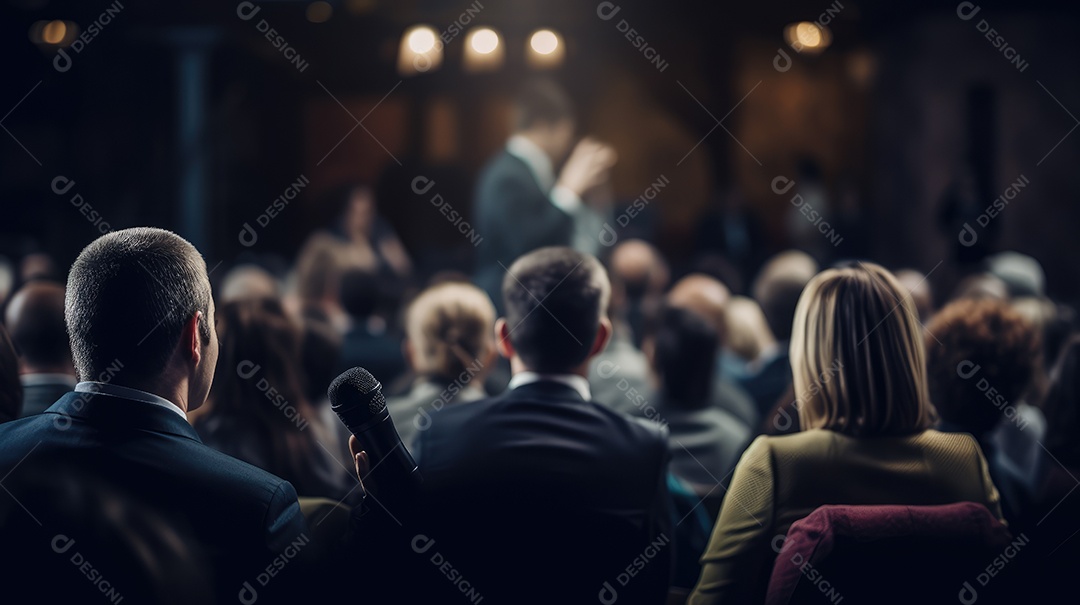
[0,391,307,598]
[473,150,573,308]
[412,379,673,604]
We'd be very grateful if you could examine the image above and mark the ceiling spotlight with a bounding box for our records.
[530,29,559,55]
[469,28,499,55]
[42,20,67,45]
[784,21,831,54]
[407,26,437,54]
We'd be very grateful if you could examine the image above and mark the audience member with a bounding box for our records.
[667,274,759,428]
[388,281,495,449]
[0,325,21,422]
[336,268,407,385]
[925,298,1044,524]
[219,262,281,303]
[0,228,307,600]
[721,295,776,380]
[986,251,1045,299]
[739,250,818,416]
[196,297,354,500]
[4,280,76,416]
[645,305,751,496]
[689,263,1003,604]
[403,247,672,604]
[895,268,935,323]
[609,238,669,346]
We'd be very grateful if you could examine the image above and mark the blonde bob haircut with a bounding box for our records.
[790,262,936,437]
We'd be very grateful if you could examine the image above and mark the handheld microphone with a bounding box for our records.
[328,367,422,496]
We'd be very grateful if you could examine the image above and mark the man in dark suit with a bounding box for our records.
[4,280,77,416]
[473,80,616,310]
[390,247,672,604]
[0,228,306,601]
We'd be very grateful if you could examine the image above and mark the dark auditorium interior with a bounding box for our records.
[1,0,1079,603]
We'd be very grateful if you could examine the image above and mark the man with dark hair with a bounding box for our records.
[473,79,616,310]
[408,247,672,604]
[0,228,306,599]
[4,281,77,416]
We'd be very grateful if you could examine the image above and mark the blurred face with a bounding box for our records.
[547,118,576,161]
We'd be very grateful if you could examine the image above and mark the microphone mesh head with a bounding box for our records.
[328,367,386,415]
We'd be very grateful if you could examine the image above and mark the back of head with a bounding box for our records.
[503,247,610,373]
[667,273,730,346]
[406,282,495,381]
[725,296,775,362]
[219,263,280,303]
[514,78,574,132]
[986,251,1045,298]
[294,232,350,306]
[610,239,668,301]
[649,306,718,408]
[66,228,211,383]
[753,250,818,342]
[4,280,71,371]
[791,262,935,437]
[924,298,1039,435]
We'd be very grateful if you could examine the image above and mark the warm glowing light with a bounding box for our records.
[469,28,500,55]
[530,29,559,55]
[306,1,333,23]
[784,21,831,54]
[408,27,437,54]
[42,20,67,45]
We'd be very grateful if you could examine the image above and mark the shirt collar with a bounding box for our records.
[508,371,591,401]
[507,134,555,192]
[75,381,187,420]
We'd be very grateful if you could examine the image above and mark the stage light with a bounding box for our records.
[784,22,831,54]
[306,1,333,23]
[42,20,67,45]
[469,28,499,54]
[530,29,559,55]
[527,29,564,69]
[408,27,437,54]
[464,27,504,72]
[398,25,443,76]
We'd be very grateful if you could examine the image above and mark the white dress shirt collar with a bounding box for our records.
[75,381,187,419]
[508,371,592,401]
[507,134,556,192]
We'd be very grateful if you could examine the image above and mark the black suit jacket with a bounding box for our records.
[18,376,75,417]
[473,150,573,308]
[411,380,673,604]
[0,392,308,600]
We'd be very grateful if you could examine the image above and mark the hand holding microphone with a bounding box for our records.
[328,367,421,502]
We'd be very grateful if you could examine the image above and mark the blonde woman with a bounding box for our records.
[387,281,497,449]
[689,263,1004,604]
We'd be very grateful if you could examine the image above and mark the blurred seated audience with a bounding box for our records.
[609,238,669,347]
[196,297,354,500]
[0,325,22,422]
[405,247,672,604]
[336,268,406,386]
[645,305,751,496]
[219,262,281,303]
[0,255,13,305]
[986,251,1044,299]
[738,250,818,416]
[689,263,1004,604]
[925,298,1043,525]
[952,271,1009,301]
[19,252,59,283]
[721,295,776,382]
[667,274,759,429]
[4,280,76,416]
[895,268,935,323]
[0,228,307,600]
[291,232,356,333]
[388,281,495,449]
